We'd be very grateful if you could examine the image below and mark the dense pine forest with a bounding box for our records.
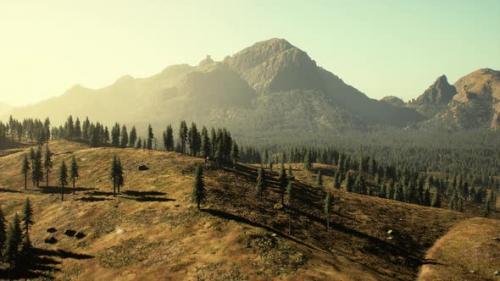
[1,115,498,219]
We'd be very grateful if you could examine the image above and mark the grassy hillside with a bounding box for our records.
[0,141,497,280]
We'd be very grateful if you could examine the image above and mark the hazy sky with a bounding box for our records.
[1,0,499,106]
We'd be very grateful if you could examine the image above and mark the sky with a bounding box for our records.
[0,0,499,106]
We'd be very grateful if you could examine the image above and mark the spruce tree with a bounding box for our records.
[315,170,323,188]
[136,138,142,149]
[129,126,137,147]
[21,154,30,190]
[32,147,43,188]
[116,158,124,193]
[423,188,431,206]
[278,164,288,205]
[3,213,22,271]
[192,165,206,210]
[200,126,211,157]
[120,125,129,148]
[22,198,34,240]
[431,190,441,208]
[179,121,188,154]
[43,144,53,187]
[110,156,119,196]
[256,168,265,198]
[59,161,68,201]
[303,152,312,171]
[70,156,79,193]
[324,192,333,231]
[231,143,239,167]
[111,123,120,147]
[147,124,154,150]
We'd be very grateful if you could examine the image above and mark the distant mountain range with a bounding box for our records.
[6,38,499,141]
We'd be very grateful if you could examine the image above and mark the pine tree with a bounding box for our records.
[256,168,265,198]
[179,121,188,154]
[200,126,211,157]
[129,126,137,147]
[111,123,120,147]
[278,164,288,205]
[324,192,333,231]
[3,213,22,270]
[423,188,431,206]
[120,125,129,148]
[110,156,121,196]
[303,152,312,170]
[394,182,404,201]
[231,143,239,167]
[116,158,124,193]
[59,161,68,201]
[316,170,323,188]
[333,170,341,189]
[43,144,53,187]
[70,156,79,193]
[147,124,154,150]
[192,165,206,210]
[136,138,142,149]
[21,154,30,190]
[32,147,43,188]
[431,190,441,208]
[22,198,34,239]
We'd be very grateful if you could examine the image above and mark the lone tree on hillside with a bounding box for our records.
[192,165,206,210]
[110,156,124,196]
[59,161,68,201]
[43,144,53,187]
[278,164,288,205]
[21,154,30,190]
[324,192,333,231]
[70,156,79,193]
[22,198,34,242]
[256,168,265,198]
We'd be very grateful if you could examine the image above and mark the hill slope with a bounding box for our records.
[1,141,497,280]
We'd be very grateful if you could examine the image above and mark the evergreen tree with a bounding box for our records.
[354,174,366,194]
[192,165,206,210]
[394,182,404,201]
[59,161,68,201]
[316,170,323,188]
[110,156,124,196]
[333,170,341,189]
[231,143,239,167]
[43,144,53,187]
[163,125,175,151]
[147,124,154,150]
[303,152,312,170]
[431,189,442,208]
[423,188,431,206]
[70,156,79,193]
[74,118,82,139]
[136,138,142,149]
[3,213,22,271]
[116,158,124,193]
[32,147,43,188]
[324,192,333,231]
[21,154,30,190]
[129,126,137,147]
[199,126,210,158]
[120,125,129,148]
[22,198,34,239]
[188,123,201,156]
[278,164,288,205]
[345,172,354,192]
[111,123,120,147]
[179,121,188,154]
[256,168,265,198]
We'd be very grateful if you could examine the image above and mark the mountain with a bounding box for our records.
[7,39,423,141]
[424,69,500,129]
[408,75,457,118]
[380,96,406,107]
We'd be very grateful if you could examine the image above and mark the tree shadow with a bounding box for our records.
[0,247,93,280]
[120,190,175,202]
[0,187,22,193]
[40,186,96,194]
[78,196,112,202]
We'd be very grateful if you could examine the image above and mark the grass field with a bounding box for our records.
[0,140,498,280]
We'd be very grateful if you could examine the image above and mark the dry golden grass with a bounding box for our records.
[418,218,500,281]
[0,141,497,281]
